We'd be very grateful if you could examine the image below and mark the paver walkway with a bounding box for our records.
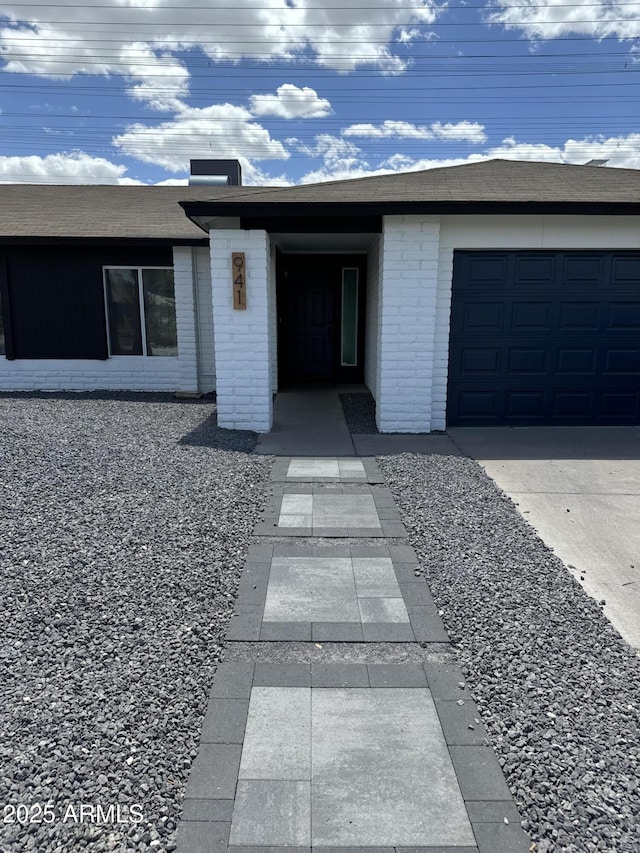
[177,456,532,853]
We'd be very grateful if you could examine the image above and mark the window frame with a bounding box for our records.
[340,266,359,367]
[103,265,177,358]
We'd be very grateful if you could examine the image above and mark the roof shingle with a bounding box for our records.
[184,159,640,207]
[0,185,215,240]
[1,160,639,243]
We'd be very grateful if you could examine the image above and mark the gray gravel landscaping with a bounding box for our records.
[379,452,640,853]
[339,391,379,434]
[0,395,272,853]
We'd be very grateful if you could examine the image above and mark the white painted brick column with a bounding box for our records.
[377,215,441,433]
[173,246,199,393]
[209,229,272,431]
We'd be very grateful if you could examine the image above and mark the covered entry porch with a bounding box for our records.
[201,216,444,434]
[209,223,385,433]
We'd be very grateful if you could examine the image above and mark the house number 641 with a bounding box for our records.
[232,252,247,310]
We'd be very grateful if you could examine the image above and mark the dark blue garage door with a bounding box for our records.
[447,251,640,425]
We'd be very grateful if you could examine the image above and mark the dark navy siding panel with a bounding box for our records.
[448,251,640,425]
[6,246,172,359]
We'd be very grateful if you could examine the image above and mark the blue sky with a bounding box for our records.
[0,0,639,185]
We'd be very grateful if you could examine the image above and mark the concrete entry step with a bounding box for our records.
[255,390,356,457]
[228,544,448,643]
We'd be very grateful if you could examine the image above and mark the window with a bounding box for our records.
[341,267,358,366]
[104,267,178,356]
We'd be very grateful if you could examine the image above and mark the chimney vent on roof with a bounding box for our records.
[189,159,242,186]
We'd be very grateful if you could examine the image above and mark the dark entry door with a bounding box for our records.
[277,253,366,386]
[284,276,334,381]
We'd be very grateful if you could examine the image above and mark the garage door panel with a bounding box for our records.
[448,250,640,426]
[456,389,501,420]
[514,255,555,284]
[552,390,594,418]
[562,256,605,286]
[506,390,546,418]
[460,301,504,330]
[603,349,640,373]
[558,302,601,329]
[466,254,508,286]
[601,392,639,418]
[511,301,553,329]
[607,303,640,329]
[611,257,640,283]
[508,348,548,373]
[556,348,597,374]
[460,347,500,374]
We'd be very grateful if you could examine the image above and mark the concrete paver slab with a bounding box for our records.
[352,557,401,596]
[311,688,475,846]
[241,554,413,639]
[200,699,250,744]
[229,781,311,846]
[259,485,406,538]
[185,744,242,800]
[175,820,230,853]
[310,663,369,687]
[288,459,341,478]
[181,799,234,822]
[312,494,380,527]
[238,687,311,780]
[264,557,361,623]
[448,745,514,801]
[472,821,533,853]
[181,662,529,853]
[285,458,369,481]
[357,596,410,623]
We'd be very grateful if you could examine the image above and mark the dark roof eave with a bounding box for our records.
[0,236,210,246]
[180,199,640,219]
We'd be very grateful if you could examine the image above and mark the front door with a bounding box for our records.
[283,275,334,381]
[277,254,366,386]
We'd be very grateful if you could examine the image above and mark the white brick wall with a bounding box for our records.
[209,229,272,432]
[193,245,216,393]
[364,238,381,401]
[0,245,200,392]
[173,246,199,393]
[268,240,278,394]
[376,216,441,433]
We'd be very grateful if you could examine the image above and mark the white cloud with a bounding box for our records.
[0,152,141,184]
[489,0,640,40]
[489,134,640,169]
[0,0,442,85]
[343,120,435,139]
[299,132,640,183]
[118,43,189,112]
[343,119,486,143]
[298,134,366,182]
[250,85,332,119]
[113,102,290,179]
[431,121,487,143]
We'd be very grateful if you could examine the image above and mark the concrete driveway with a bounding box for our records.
[448,426,640,651]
